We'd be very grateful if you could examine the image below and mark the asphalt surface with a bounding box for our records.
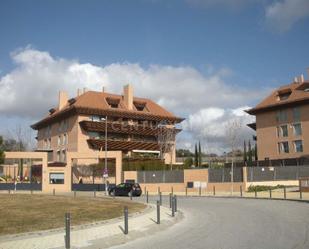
[112,196,309,249]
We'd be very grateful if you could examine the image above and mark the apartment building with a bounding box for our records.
[31,84,184,164]
[247,72,309,160]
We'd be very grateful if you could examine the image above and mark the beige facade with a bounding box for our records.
[3,151,123,193]
[32,85,184,165]
[247,77,309,161]
[255,104,309,160]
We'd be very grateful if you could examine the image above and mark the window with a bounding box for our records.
[47,138,51,149]
[49,173,64,184]
[278,93,291,101]
[106,98,120,108]
[44,125,51,137]
[293,107,301,122]
[134,101,147,111]
[62,150,66,162]
[277,125,288,137]
[278,141,289,154]
[88,131,100,139]
[57,151,60,161]
[44,139,47,149]
[58,120,68,132]
[90,115,101,122]
[276,110,287,122]
[58,136,61,146]
[293,123,302,136]
[294,140,303,153]
[63,134,67,145]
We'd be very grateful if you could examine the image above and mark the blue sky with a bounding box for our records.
[0,0,309,152]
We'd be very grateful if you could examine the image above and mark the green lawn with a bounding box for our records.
[0,194,145,235]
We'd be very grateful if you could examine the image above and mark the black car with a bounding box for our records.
[108,183,142,197]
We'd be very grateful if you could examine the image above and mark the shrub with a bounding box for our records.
[247,185,285,192]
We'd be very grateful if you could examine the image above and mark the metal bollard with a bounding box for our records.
[53,189,55,196]
[171,186,174,196]
[130,191,132,201]
[159,192,162,206]
[300,187,303,200]
[174,195,177,212]
[199,186,201,196]
[171,197,175,217]
[240,185,243,197]
[269,189,272,199]
[158,187,160,195]
[213,186,216,196]
[94,189,96,198]
[74,191,76,198]
[185,187,188,196]
[146,191,149,203]
[169,193,172,208]
[124,206,128,235]
[157,200,160,224]
[284,186,286,199]
[255,189,257,198]
[64,213,70,249]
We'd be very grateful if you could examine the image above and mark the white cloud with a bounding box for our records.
[0,47,265,153]
[265,0,309,32]
[181,106,255,154]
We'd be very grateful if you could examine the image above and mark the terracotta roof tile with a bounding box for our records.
[247,81,309,114]
[32,90,184,129]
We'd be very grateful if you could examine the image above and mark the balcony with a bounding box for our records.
[80,120,181,136]
[87,138,159,151]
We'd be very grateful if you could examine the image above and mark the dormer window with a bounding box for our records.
[134,101,147,111]
[106,97,120,108]
[277,89,291,101]
[68,98,76,105]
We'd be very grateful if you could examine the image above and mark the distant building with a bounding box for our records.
[31,84,184,164]
[246,72,309,161]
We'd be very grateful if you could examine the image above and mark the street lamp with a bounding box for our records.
[101,115,108,195]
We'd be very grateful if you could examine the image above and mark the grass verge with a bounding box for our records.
[0,194,145,235]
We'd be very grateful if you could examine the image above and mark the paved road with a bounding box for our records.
[112,196,309,249]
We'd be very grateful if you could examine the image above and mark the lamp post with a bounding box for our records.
[101,115,108,195]
[105,115,108,195]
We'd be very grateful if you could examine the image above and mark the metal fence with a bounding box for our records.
[0,183,42,190]
[247,165,309,182]
[137,170,184,183]
[208,168,243,183]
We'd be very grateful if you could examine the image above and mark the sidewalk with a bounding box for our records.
[0,203,182,249]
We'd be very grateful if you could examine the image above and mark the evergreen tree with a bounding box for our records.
[0,136,5,164]
[198,141,202,167]
[248,140,253,167]
[194,143,198,167]
[243,140,247,165]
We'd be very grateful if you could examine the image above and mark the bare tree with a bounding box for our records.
[5,124,36,180]
[157,122,177,170]
[225,119,242,195]
[6,124,36,151]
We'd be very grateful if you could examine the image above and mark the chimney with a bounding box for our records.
[294,77,298,83]
[123,84,133,110]
[58,91,68,110]
[299,74,304,83]
[77,88,83,96]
